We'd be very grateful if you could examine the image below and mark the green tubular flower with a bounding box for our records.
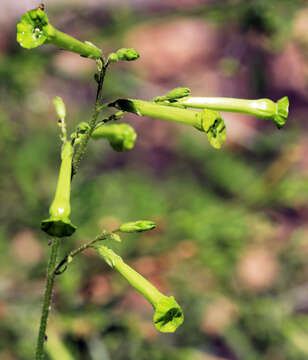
[41,142,76,237]
[91,123,137,152]
[172,96,289,129]
[97,245,184,333]
[119,220,156,233]
[16,7,102,59]
[109,99,226,149]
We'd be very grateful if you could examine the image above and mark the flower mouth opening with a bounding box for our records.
[41,218,76,238]
[153,296,184,333]
[17,8,49,49]
[154,307,183,326]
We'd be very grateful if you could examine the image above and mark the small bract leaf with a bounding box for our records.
[109,233,121,243]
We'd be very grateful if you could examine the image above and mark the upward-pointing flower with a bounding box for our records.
[41,141,76,237]
[97,245,184,333]
[16,7,102,59]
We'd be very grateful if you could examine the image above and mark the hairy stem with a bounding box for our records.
[35,238,60,360]
[72,61,108,177]
[54,231,114,275]
[36,61,108,358]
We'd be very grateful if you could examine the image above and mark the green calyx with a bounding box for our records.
[119,220,156,233]
[109,99,226,149]
[17,7,102,59]
[41,142,76,237]
[91,123,137,152]
[97,245,183,333]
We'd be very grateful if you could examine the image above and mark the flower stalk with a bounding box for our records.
[97,245,184,333]
[168,96,289,128]
[41,141,76,237]
[17,7,102,59]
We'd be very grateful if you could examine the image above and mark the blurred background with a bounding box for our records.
[1,0,308,359]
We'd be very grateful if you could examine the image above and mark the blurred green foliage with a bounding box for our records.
[1,1,308,359]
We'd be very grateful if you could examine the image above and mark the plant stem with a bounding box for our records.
[35,238,60,360]
[72,61,108,177]
[36,59,109,359]
[54,231,113,275]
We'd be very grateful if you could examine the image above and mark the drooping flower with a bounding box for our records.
[97,245,184,333]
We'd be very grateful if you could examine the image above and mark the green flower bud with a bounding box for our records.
[16,7,102,59]
[53,96,66,120]
[116,48,140,61]
[174,96,289,129]
[97,245,184,333]
[91,123,137,152]
[109,99,226,149]
[41,142,76,237]
[76,122,90,134]
[154,87,191,102]
[108,52,119,63]
[119,220,156,233]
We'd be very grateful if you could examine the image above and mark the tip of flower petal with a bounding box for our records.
[198,110,226,149]
[274,96,289,129]
[153,296,184,333]
[41,218,76,237]
[16,9,49,49]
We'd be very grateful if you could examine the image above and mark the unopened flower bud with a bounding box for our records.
[116,48,140,61]
[53,96,66,120]
[154,87,191,102]
[119,220,156,233]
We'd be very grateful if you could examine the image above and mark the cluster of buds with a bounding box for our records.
[108,48,140,63]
